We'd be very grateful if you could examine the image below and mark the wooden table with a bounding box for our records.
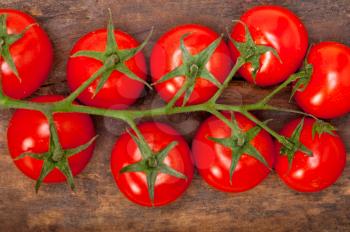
[1,0,349,231]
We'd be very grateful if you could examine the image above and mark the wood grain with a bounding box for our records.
[0,0,350,231]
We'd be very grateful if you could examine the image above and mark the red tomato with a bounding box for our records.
[275,118,346,192]
[67,29,147,109]
[230,5,308,86]
[294,42,350,119]
[7,95,96,183]
[151,24,232,106]
[111,122,194,207]
[0,9,53,99]
[192,113,274,192]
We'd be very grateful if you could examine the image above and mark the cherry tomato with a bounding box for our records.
[67,29,147,109]
[294,42,350,119]
[275,118,346,192]
[111,122,194,207]
[230,5,308,86]
[7,95,96,183]
[151,24,232,106]
[0,9,53,99]
[192,113,274,193]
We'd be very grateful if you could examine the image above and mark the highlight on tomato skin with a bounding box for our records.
[0,9,53,99]
[274,117,346,192]
[294,42,350,119]
[192,112,275,193]
[230,5,308,86]
[110,122,194,207]
[7,95,96,183]
[151,24,233,106]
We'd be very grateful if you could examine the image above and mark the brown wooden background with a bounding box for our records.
[1,0,350,231]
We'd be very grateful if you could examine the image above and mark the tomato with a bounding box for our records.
[67,29,147,109]
[275,118,346,192]
[151,24,232,106]
[7,95,96,183]
[111,122,193,207]
[230,5,308,86]
[0,9,53,99]
[294,42,350,119]
[192,112,274,193]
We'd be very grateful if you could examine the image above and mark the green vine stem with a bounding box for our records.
[0,12,325,197]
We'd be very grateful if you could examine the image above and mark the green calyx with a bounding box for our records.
[71,9,153,98]
[0,14,36,81]
[153,33,223,106]
[290,60,313,100]
[208,113,270,185]
[312,119,337,139]
[120,129,186,205]
[280,118,312,169]
[229,20,282,82]
[15,114,97,192]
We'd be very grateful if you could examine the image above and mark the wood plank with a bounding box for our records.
[0,0,349,231]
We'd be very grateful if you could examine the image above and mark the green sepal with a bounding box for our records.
[159,164,187,179]
[229,20,282,82]
[290,61,313,100]
[117,26,154,61]
[157,141,178,162]
[71,50,106,62]
[56,158,75,191]
[35,158,56,193]
[146,170,157,204]
[93,69,114,98]
[120,131,186,205]
[0,14,7,35]
[14,151,47,161]
[199,69,221,87]
[120,161,147,173]
[106,9,119,54]
[153,33,223,106]
[208,113,270,184]
[280,118,313,169]
[312,119,336,139]
[151,65,186,85]
[0,14,36,81]
[65,135,98,157]
[115,62,152,89]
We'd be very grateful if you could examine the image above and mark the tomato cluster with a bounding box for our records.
[1,6,348,207]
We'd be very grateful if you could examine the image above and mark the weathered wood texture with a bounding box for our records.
[0,0,350,231]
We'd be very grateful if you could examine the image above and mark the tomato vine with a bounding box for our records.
[0,9,336,204]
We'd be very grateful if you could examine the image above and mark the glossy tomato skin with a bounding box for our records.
[111,122,194,207]
[192,113,275,193]
[7,95,96,183]
[230,5,308,86]
[0,9,53,99]
[294,42,350,119]
[275,118,346,192]
[67,29,147,109]
[151,24,232,106]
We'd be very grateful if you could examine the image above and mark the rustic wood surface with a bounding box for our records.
[0,0,350,231]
